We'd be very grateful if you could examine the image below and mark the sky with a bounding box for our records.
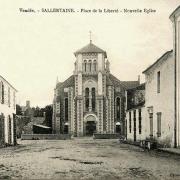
[0,0,179,107]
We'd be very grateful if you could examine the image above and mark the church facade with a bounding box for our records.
[52,41,139,136]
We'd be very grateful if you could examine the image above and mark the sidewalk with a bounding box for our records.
[158,147,180,156]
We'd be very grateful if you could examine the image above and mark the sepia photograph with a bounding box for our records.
[0,0,180,179]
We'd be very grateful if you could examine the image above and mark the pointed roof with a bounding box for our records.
[169,5,180,21]
[121,81,140,89]
[142,50,173,74]
[106,73,139,90]
[56,75,75,88]
[0,75,17,92]
[74,42,107,58]
[126,83,145,91]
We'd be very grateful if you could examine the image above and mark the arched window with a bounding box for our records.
[85,88,89,111]
[0,113,4,142]
[89,60,92,72]
[65,98,68,121]
[87,61,90,72]
[93,60,97,72]
[84,60,87,72]
[8,87,10,107]
[116,97,120,121]
[92,88,96,111]
[8,115,12,144]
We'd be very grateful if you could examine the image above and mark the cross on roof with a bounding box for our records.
[89,31,92,43]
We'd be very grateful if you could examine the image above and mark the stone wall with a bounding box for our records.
[21,134,71,140]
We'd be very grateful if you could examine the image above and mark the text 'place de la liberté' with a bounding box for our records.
[19,8,156,14]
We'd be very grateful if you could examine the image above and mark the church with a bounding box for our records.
[52,39,139,136]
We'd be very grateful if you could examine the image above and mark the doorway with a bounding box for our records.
[85,121,96,136]
[8,116,12,144]
[116,122,121,134]
[64,122,69,134]
[149,113,153,138]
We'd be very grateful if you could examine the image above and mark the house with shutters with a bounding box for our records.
[0,75,17,146]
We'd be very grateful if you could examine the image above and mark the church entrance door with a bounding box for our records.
[85,121,96,136]
[84,114,97,136]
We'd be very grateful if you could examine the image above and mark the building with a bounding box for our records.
[52,40,139,136]
[125,6,180,148]
[138,5,180,148]
[170,5,180,148]
[143,50,174,147]
[33,124,51,134]
[126,83,145,142]
[0,75,17,146]
[139,6,180,148]
[21,100,34,117]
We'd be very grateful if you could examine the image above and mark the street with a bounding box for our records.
[0,138,180,179]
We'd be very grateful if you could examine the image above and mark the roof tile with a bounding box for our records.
[74,42,107,57]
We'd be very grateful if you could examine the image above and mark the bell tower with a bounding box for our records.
[74,35,107,136]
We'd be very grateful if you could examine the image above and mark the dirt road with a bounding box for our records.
[0,138,180,179]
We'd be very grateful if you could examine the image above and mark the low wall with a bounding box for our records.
[21,134,71,140]
[93,133,120,139]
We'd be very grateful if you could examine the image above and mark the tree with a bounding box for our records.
[33,106,44,117]
[43,105,53,128]
[16,104,22,115]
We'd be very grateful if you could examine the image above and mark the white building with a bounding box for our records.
[170,5,180,148]
[126,6,180,148]
[126,83,146,142]
[143,50,175,147]
[141,6,180,148]
[0,75,17,146]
